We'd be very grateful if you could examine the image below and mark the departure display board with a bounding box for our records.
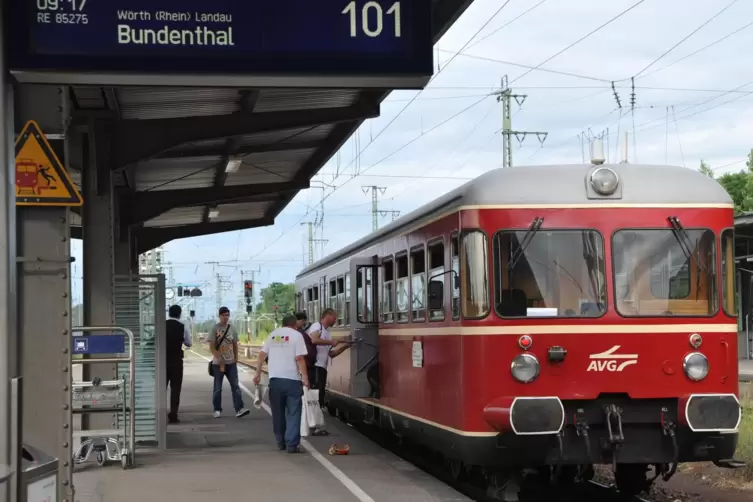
[8,0,433,87]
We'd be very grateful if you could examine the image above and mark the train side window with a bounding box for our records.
[357,270,364,321]
[329,279,337,324]
[320,277,327,310]
[383,259,395,323]
[329,279,337,308]
[336,276,345,326]
[345,273,351,326]
[451,234,460,320]
[313,286,320,320]
[461,230,490,319]
[428,241,445,321]
[356,267,377,323]
[411,247,427,322]
[395,254,409,323]
[365,267,375,322]
[306,287,313,318]
[722,229,737,317]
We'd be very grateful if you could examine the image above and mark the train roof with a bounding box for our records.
[297,163,732,278]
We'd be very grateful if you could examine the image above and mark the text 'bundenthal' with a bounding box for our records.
[117,25,235,46]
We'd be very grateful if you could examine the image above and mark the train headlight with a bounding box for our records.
[511,353,540,383]
[683,352,709,381]
[589,167,619,195]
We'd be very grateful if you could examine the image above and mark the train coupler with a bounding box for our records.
[660,413,678,481]
[574,413,595,463]
[603,404,625,471]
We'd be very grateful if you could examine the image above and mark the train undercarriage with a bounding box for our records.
[325,392,745,500]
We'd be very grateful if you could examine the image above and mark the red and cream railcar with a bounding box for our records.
[295,162,743,495]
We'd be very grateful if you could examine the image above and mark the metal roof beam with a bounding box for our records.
[120,180,308,226]
[203,90,262,224]
[135,217,274,254]
[155,139,324,161]
[100,103,379,170]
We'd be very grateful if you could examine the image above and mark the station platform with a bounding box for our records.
[73,352,469,502]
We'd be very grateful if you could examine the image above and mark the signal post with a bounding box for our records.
[242,268,259,340]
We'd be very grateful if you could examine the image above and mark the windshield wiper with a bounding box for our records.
[667,216,707,273]
[510,217,544,269]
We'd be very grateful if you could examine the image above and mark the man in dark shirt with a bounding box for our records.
[166,304,192,423]
[294,312,317,376]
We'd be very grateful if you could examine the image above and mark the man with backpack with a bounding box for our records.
[294,312,317,374]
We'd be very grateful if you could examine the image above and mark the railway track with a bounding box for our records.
[234,352,654,502]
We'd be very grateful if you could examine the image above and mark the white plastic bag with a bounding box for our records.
[252,384,268,410]
[300,393,310,437]
[305,388,325,429]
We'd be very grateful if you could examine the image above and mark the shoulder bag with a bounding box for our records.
[208,325,231,377]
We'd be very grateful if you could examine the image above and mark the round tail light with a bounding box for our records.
[518,335,533,350]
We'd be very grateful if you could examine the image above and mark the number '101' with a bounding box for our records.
[342,1,401,38]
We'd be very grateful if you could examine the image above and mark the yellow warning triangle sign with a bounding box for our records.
[15,120,83,207]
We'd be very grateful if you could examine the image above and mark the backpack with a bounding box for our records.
[299,329,317,368]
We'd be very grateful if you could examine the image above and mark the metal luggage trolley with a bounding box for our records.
[71,326,136,469]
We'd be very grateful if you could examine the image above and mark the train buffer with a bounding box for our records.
[73,354,470,502]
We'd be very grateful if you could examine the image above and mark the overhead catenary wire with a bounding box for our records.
[242,0,747,262]
[638,18,753,80]
[465,0,549,50]
[632,0,741,79]
[507,0,648,86]
[340,0,514,181]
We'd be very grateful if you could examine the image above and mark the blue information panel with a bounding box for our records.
[8,0,433,86]
[72,334,127,355]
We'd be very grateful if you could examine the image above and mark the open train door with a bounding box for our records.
[349,255,380,398]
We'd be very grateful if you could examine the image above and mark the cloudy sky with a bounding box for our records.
[72,0,753,319]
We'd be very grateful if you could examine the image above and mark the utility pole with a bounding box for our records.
[300,222,327,266]
[206,261,234,314]
[379,210,400,222]
[495,75,548,168]
[362,185,386,231]
[362,186,399,231]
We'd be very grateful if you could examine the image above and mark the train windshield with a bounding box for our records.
[612,229,717,317]
[492,230,607,318]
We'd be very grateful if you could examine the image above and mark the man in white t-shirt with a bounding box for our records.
[254,314,310,453]
[306,308,351,436]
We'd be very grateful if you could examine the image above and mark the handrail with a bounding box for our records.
[70,326,136,468]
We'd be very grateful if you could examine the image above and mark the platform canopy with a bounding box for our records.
[10,0,474,254]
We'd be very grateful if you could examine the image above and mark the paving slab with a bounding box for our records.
[73,353,469,502]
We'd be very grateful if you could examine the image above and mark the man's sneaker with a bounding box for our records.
[287,445,304,454]
[213,411,221,418]
[236,408,250,418]
[277,442,286,451]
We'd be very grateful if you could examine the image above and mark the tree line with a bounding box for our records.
[699,149,753,215]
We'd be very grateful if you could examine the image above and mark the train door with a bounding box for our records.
[349,255,380,398]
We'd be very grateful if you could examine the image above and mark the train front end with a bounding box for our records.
[462,164,743,494]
